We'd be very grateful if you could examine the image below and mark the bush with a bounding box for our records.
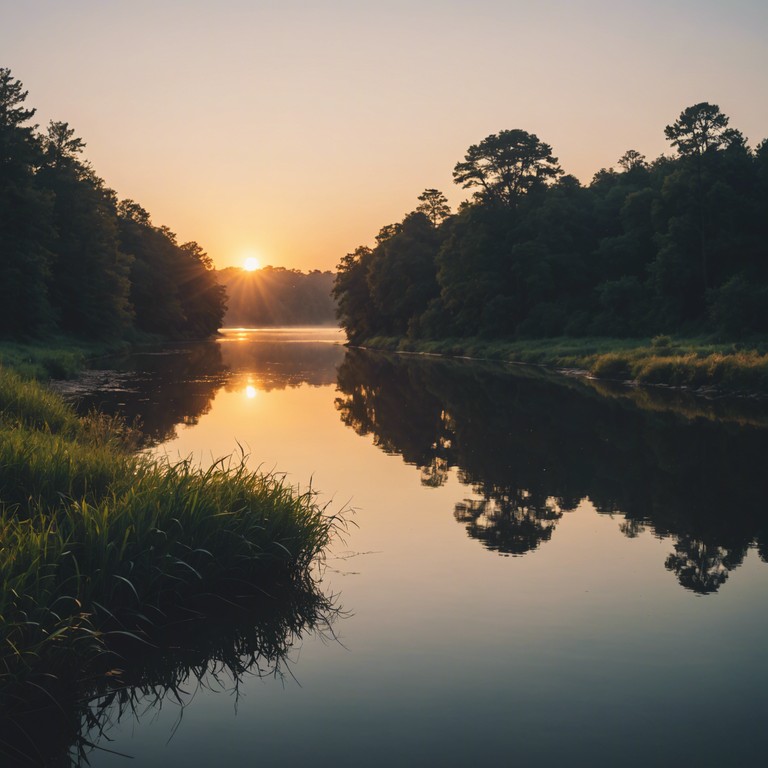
[590,353,634,379]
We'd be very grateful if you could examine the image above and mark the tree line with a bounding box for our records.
[333,104,768,343]
[0,68,226,341]
[218,267,336,327]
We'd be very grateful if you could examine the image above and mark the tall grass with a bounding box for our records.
[360,335,768,394]
[0,365,340,713]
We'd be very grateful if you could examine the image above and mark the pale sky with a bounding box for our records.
[2,0,766,271]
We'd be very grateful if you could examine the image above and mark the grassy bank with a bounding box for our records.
[0,366,338,710]
[362,335,768,394]
[0,336,133,380]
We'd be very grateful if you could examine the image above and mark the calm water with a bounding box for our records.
[54,328,768,767]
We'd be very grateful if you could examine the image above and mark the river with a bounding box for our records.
[53,327,768,767]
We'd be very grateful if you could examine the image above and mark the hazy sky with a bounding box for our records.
[2,1,766,271]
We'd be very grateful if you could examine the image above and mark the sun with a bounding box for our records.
[243,256,260,272]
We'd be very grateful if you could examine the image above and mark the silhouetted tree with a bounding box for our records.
[453,129,562,207]
[176,241,227,336]
[333,246,377,344]
[416,188,451,226]
[0,68,225,342]
[366,212,441,336]
[617,149,647,172]
[664,103,740,157]
[0,68,54,337]
[38,122,133,338]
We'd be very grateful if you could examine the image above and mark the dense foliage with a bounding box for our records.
[334,107,768,343]
[218,266,336,326]
[0,68,225,341]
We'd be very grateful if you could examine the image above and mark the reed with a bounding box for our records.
[0,366,339,707]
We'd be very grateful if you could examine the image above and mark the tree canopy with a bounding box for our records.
[335,105,768,343]
[0,68,226,342]
[453,129,562,206]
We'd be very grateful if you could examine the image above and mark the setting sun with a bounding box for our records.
[243,256,260,272]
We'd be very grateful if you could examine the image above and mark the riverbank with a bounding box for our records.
[360,335,768,395]
[0,365,338,739]
[0,336,137,380]
[0,329,226,381]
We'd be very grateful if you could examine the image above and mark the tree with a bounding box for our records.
[332,246,377,344]
[176,241,227,336]
[660,102,748,298]
[38,124,133,338]
[0,68,55,337]
[366,212,441,336]
[117,203,186,335]
[664,102,739,157]
[42,120,86,169]
[416,188,451,226]
[452,129,561,206]
[617,149,647,172]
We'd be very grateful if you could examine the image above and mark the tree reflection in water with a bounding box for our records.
[454,492,566,556]
[0,580,340,766]
[54,341,229,446]
[55,331,345,447]
[335,348,768,593]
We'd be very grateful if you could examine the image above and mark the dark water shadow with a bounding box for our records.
[335,349,768,593]
[0,579,341,767]
[53,341,229,446]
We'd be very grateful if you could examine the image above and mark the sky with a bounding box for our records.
[2,0,767,271]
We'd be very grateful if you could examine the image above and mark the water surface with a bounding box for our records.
[55,328,768,767]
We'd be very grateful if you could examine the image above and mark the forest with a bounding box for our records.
[218,266,336,327]
[333,104,768,345]
[0,67,226,342]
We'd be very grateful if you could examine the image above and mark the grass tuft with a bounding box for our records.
[0,365,340,705]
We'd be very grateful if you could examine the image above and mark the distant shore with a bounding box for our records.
[355,335,768,396]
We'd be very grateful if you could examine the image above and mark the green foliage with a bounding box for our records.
[0,369,337,697]
[0,68,56,337]
[38,126,134,339]
[453,129,562,206]
[589,353,634,379]
[367,212,441,336]
[333,101,768,351]
[707,273,768,336]
[0,68,226,344]
[333,246,378,344]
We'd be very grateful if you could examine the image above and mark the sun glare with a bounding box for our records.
[243,256,260,272]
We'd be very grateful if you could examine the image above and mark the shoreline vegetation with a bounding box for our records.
[0,365,340,762]
[1,67,227,347]
[333,104,768,398]
[0,336,133,380]
[357,335,768,396]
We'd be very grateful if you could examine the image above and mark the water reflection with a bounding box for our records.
[454,494,566,556]
[54,342,228,445]
[0,580,339,767]
[55,330,345,446]
[56,335,768,599]
[335,349,768,593]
